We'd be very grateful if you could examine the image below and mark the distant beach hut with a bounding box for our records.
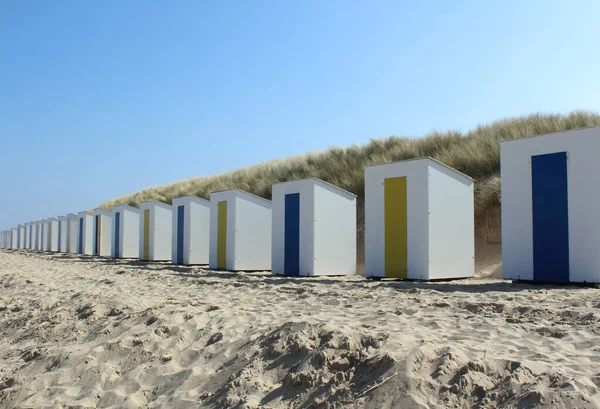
[139,201,172,261]
[112,204,140,259]
[92,208,113,257]
[365,158,475,280]
[24,223,31,250]
[10,228,18,249]
[17,225,25,249]
[58,216,68,252]
[33,222,40,251]
[209,189,272,271]
[271,178,357,276]
[49,218,59,252]
[40,219,50,251]
[171,196,210,265]
[501,127,600,284]
[67,213,79,253]
[77,211,94,255]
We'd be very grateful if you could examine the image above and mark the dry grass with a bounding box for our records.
[100,111,600,265]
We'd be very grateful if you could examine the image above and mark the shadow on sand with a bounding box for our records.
[5,249,596,295]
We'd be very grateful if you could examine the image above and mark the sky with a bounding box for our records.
[1,0,599,230]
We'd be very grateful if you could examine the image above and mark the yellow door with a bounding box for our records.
[384,177,408,278]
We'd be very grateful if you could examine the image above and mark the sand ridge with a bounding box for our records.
[1,250,600,408]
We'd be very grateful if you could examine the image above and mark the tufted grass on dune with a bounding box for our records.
[100,111,600,268]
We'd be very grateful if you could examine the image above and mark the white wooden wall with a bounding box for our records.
[501,127,600,282]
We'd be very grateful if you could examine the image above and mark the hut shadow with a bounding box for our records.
[27,252,598,294]
[381,278,593,294]
[166,270,597,293]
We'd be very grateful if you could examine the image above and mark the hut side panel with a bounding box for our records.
[427,162,474,280]
[312,183,356,276]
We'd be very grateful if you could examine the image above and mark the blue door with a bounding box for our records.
[177,205,185,264]
[531,152,569,282]
[78,218,83,254]
[94,215,100,255]
[284,193,300,275]
[114,212,120,257]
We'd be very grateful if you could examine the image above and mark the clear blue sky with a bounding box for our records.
[1,0,599,230]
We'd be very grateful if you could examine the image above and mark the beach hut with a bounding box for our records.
[10,228,18,249]
[112,205,140,259]
[40,219,50,251]
[24,223,31,250]
[17,225,25,249]
[209,189,272,271]
[92,208,113,257]
[271,178,357,276]
[171,196,210,265]
[5,230,11,249]
[47,218,59,252]
[77,211,94,255]
[67,213,78,253]
[32,222,40,251]
[57,216,68,252]
[501,127,600,284]
[364,158,475,280]
[139,201,172,261]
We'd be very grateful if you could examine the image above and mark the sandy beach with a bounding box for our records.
[1,249,600,408]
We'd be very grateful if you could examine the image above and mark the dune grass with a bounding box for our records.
[100,111,600,265]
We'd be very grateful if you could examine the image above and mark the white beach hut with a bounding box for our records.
[501,127,600,284]
[92,208,113,257]
[139,201,172,261]
[77,211,94,255]
[32,222,40,251]
[18,225,25,249]
[58,216,68,252]
[209,189,272,271]
[271,178,357,276]
[47,218,59,252]
[365,158,475,280]
[67,213,78,253]
[11,228,18,249]
[24,223,31,250]
[112,205,140,259]
[171,196,210,265]
[40,219,51,251]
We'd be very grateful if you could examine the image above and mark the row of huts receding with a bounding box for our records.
[2,127,600,284]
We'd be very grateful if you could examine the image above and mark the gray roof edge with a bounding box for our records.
[273,177,357,198]
[140,200,172,210]
[172,195,210,205]
[365,157,474,182]
[210,189,272,204]
[500,125,600,144]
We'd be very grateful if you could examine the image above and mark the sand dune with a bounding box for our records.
[1,250,600,408]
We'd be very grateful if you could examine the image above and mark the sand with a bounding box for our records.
[1,250,600,408]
